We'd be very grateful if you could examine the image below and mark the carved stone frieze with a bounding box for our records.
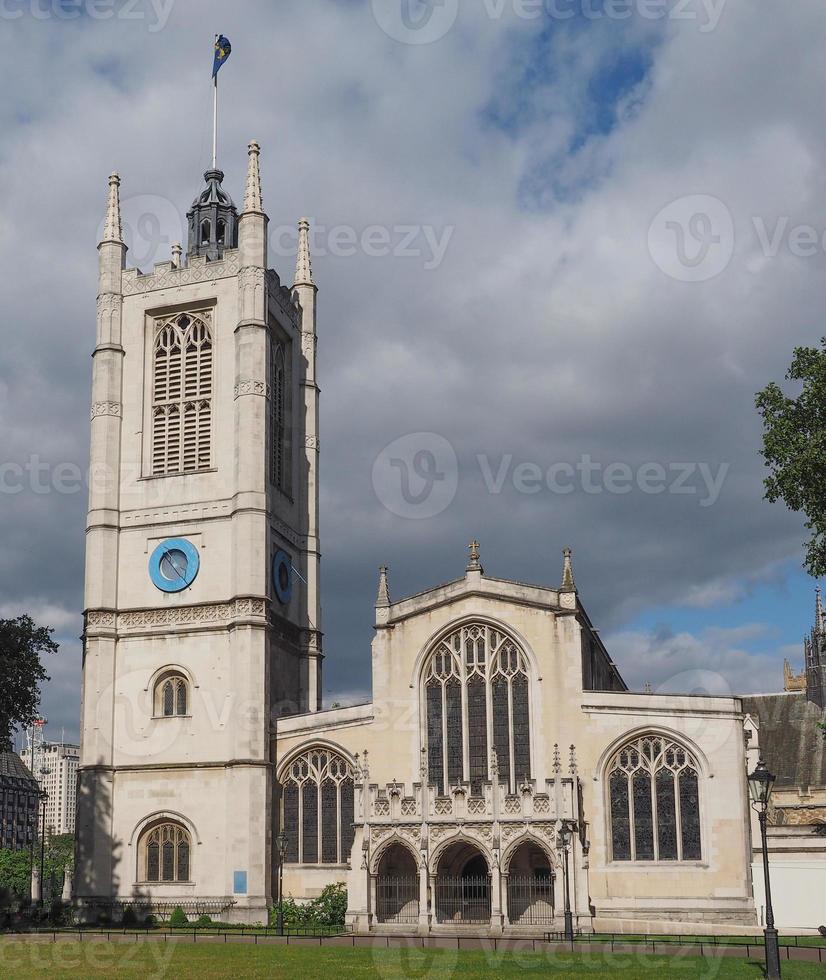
[234,379,269,399]
[118,598,265,631]
[122,252,240,295]
[90,402,122,419]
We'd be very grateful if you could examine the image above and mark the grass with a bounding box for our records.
[0,942,823,979]
[583,933,826,948]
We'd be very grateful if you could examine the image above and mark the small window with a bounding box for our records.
[200,219,211,245]
[154,673,189,717]
[140,822,191,882]
[216,219,226,246]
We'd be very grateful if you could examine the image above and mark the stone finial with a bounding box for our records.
[101,172,123,244]
[171,242,182,268]
[553,743,562,776]
[569,744,578,776]
[294,217,315,287]
[243,140,264,214]
[561,547,576,593]
[420,746,428,782]
[376,566,391,608]
[466,539,482,573]
[490,747,499,778]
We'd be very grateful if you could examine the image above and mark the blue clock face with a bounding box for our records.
[149,538,200,593]
[272,549,293,604]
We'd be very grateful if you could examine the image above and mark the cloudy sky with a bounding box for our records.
[2,0,824,746]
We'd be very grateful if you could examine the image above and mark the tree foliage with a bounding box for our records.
[756,339,826,577]
[0,848,32,902]
[0,616,57,750]
[273,883,347,928]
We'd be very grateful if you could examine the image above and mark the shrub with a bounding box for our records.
[169,906,188,928]
[121,906,137,927]
[270,883,346,929]
[195,913,213,927]
[144,913,157,928]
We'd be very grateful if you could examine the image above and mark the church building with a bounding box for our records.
[76,145,766,934]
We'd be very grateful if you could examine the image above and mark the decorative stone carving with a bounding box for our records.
[86,610,116,628]
[118,598,265,631]
[305,436,319,450]
[434,798,452,816]
[90,402,122,419]
[122,252,240,295]
[234,380,269,399]
[401,799,418,817]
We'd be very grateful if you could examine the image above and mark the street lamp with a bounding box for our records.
[276,831,288,936]
[748,758,781,979]
[557,822,575,942]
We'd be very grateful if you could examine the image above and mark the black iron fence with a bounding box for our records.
[507,874,555,926]
[376,876,419,924]
[435,875,491,925]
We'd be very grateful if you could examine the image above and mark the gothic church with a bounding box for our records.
[76,145,763,934]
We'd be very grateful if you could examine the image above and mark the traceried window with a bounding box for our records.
[140,822,191,882]
[153,673,188,718]
[152,312,213,476]
[608,734,702,862]
[270,340,286,491]
[423,623,531,796]
[281,749,355,865]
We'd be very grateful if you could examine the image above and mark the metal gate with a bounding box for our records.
[507,873,555,925]
[376,875,420,924]
[435,875,491,924]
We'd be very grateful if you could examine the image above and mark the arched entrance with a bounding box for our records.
[435,841,491,924]
[375,842,419,924]
[506,841,554,926]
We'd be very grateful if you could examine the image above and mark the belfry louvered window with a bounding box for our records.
[423,623,531,795]
[281,749,355,865]
[608,734,702,862]
[152,312,213,475]
[270,340,286,490]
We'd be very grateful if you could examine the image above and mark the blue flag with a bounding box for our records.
[213,35,231,78]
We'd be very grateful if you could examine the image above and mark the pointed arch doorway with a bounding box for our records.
[434,841,491,925]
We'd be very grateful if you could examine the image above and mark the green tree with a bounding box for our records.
[0,616,57,749]
[756,339,826,576]
[0,848,33,902]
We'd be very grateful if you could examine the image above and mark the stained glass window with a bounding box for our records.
[281,749,356,866]
[156,674,188,717]
[422,623,532,795]
[608,735,702,862]
[142,823,190,882]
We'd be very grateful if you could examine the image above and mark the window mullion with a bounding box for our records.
[460,661,469,784]
[650,764,659,862]
[675,769,683,861]
[507,677,515,794]
[441,681,448,795]
[628,771,636,862]
[317,779,323,864]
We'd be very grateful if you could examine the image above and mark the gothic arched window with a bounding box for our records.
[270,340,286,491]
[152,312,213,475]
[607,734,702,862]
[154,673,189,718]
[423,623,531,795]
[140,822,191,882]
[281,749,355,865]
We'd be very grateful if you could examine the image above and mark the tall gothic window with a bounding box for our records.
[608,734,702,862]
[423,623,531,795]
[153,673,188,718]
[270,340,286,491]
[281,749,355,865]
[140,822,191,882]
[152,312,212,475]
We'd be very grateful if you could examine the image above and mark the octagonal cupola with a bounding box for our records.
[186,168,238,260]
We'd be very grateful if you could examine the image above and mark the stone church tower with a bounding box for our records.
[75,144,320,921]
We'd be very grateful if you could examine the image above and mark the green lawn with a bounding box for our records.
[0,942,823,979]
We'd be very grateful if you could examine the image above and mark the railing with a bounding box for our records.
[507,874,555,926]
[435,876,491,925]
[376,876,419,925]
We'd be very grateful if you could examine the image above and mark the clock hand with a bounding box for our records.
[162,549,188,582]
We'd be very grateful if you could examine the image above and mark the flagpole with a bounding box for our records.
[212,73,218,170]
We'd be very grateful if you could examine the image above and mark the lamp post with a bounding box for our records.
[557,822,574,942]
[748,758,781,979]
[276,831,288,936]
